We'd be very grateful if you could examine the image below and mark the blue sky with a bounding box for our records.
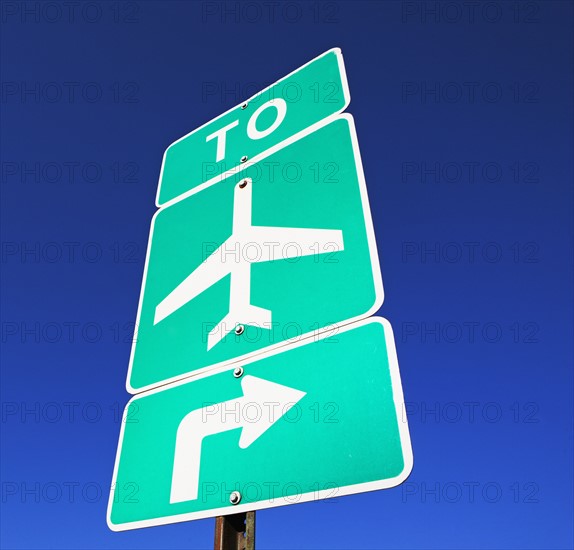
[1,1,572,548]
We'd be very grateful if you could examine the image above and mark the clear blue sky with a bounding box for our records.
[1,1,572,548]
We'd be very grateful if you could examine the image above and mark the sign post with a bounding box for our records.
[214,512,255,550]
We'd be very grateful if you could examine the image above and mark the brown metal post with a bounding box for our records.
[214,512,255,550]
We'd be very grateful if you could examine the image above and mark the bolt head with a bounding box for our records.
[240,155,248,163]
[229,491,241,505]
[241,102,248,110]
[239,178,249,189]
[234,324,245,335]
[233,367,244,378]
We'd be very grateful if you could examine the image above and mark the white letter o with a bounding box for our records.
[247,98,287,140]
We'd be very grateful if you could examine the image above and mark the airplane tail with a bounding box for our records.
[207,304,272,350]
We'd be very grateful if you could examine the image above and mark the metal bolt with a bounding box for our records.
[229,491,241,505]
[233,367,244,378]
[241,102,248,110]
[239,178,249,189]
[240,155,248,163]
[234,324,245,335]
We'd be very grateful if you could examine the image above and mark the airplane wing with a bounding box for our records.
[154,242,232,325]
[248,226,344,261]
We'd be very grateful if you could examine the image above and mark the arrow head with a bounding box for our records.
[238,375,306,449]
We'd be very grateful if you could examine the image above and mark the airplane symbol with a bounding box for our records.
[154,178,344,351]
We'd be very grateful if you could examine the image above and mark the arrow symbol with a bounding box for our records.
[170,375,306,504]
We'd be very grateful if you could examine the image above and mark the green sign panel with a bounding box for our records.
[128,115,383,393]
[108,318,412,531]
[156,48,349,206]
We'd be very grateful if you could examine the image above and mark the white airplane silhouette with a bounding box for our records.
[154,178,344,350]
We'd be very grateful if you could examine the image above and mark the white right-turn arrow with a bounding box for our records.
[170,375,306,504]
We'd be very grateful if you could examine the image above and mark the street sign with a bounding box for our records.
[108,317,412,531]
[156,48,349,206]
[127,115,383,393]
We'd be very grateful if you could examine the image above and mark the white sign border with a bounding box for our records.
[127,113,384,394]
[109,316,413,532]
[156,47,351,208]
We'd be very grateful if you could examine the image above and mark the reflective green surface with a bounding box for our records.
[129,117,381,392]
[158,49,348,204]
[109,319,411,529]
